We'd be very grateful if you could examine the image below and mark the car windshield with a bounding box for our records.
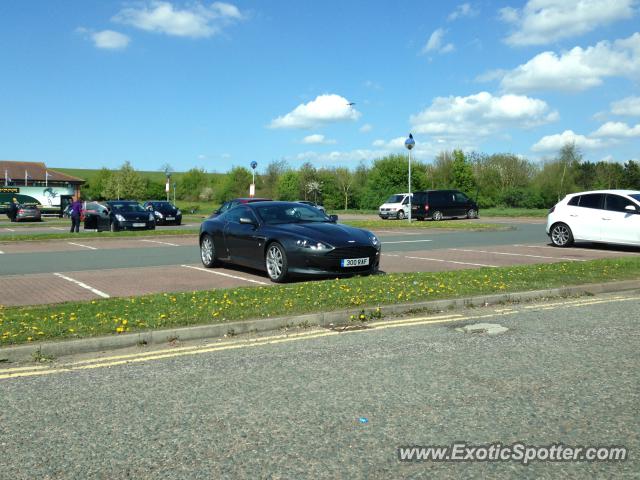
[256,204,329,225]
[385,194,404,203]
[110,203,145,213]
[153,202,173,208]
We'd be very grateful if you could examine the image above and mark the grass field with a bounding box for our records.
[1,257,638,346]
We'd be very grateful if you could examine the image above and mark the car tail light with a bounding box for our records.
[424,204,429,211]
[18,209,24,214]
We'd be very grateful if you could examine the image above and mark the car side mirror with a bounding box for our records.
[329,214,338,223]
[239,217,256,226]
[625,205,638,213]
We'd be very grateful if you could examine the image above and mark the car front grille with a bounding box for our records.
[326,246,378,259]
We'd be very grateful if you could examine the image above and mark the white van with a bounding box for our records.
[379,193,412,219]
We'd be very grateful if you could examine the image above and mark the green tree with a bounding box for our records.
[177,168,209,201]
[217,166,252,201]
[622,160,640,189]
[450,149,476,194]
[262,160,288,198]
[360,154,427,209]
[82,167,113,200]
[102,162,146,200]
[334,167,354,210]
[276,170,300,200]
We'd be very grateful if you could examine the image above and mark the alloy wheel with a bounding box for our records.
[551,224,571,247]
[266,244,284,280]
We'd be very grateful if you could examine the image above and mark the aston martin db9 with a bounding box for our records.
[199,201,381,282]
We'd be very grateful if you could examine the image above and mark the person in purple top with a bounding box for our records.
[69,196,83,233]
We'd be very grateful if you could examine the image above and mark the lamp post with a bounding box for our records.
[164,168,172,202]
[250,161,257,198]
[404,133,415,222]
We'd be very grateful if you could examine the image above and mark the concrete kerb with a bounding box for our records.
[1,279,638,363]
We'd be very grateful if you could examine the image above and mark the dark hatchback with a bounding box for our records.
[411,190,479,221]
[211,198,271,218]
[199,201,380,282]
[105,201,156,231]
[143,201,182,225]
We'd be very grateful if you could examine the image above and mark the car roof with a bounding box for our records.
[567,189,640,196]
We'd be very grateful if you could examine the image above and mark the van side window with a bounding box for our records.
[402,197,409,205]
[454,192,468,203]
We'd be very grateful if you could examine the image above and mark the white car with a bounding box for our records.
[547,190,640,247]
[379,193,412,220]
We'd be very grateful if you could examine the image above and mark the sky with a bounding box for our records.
[0,0,638,173]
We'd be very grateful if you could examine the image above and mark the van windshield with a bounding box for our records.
[385,194,404,203]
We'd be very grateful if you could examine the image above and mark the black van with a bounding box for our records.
[411,190,479,221]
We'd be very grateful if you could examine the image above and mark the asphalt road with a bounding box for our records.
[1,291,638,479]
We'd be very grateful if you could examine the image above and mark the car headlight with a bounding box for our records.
[295,239,331,251]
[369,234,379,247]
[149,213,155,221]
[154,211,163,218]
[115,214,125,222]
[176,209,181,215]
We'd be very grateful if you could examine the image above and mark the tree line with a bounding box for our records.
[81,145,640,210]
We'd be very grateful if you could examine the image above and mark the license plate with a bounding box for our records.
[166,216,175,220]
[341,257,369,267]
[133,223,146,227]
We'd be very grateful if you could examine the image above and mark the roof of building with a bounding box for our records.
[0,161,85,184]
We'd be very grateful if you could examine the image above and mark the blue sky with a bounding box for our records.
[0,0,638,173]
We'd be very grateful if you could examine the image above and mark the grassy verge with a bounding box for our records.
[481,208,548,217]
[343,219,508,231]
[0,229,199,242]
[2,257,638,346]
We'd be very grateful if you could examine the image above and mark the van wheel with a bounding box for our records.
[466,209,477,219]
[397,210,405,220]
[432,210,443,221]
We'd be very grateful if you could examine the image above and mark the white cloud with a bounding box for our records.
[422,28,455,54]
[532,130,604,152]
[270,94,361,129]
[114,1,243,38]
[591,121,640,137]
[409,91,558,142]
[475,69,508,83]
[364,80,382,90]
[611,96,640,116]
[92,30,130,49]
[499,0,637,46]
[448,3,478,21]
[302,134,336,145]
[499,33,640,93]
[359,123,373,133]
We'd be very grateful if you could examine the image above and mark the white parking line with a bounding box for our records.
[4,228,15,232]
[68,242,97,250]
[181,265,269,285]
[513,244,640,256]
[374,230,424,235]
[139,239,180,247]
[382,253,401,257]
[0,250,4,254]
[405,255,498,268]
[382,239,433,244]
[53,273,110,298]
[49,227,65,231]
[450,248,586,262]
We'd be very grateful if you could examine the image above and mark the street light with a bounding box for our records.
[250,161,258,198]
[404,133,415,222]
[164,167,172,202]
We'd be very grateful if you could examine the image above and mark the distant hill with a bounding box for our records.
[52,168,224,184]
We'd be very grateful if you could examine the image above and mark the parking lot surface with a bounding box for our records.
[1,222,638,306]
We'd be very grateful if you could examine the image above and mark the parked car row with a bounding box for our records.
[73,200,182,231]
[378,190,479,220]
[4,203,42,222]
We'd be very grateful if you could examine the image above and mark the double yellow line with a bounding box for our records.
[1,294,637,380]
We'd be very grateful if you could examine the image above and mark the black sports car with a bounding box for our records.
[143,201,182,225]
[199,201,381,282]
[105,201,156,232]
